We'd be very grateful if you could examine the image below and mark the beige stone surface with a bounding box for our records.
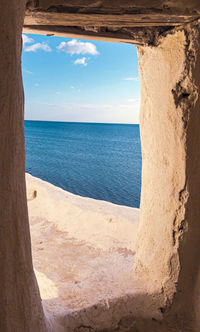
[26,174,143,330]
[136,23,200,331]
[25,0,200,22]
[24,1,200,45]
[136,30,187,297]
[0,1,47,331]
[27,173,139,251]
[1,1,200,330]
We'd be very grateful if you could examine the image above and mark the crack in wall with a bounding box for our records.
[172,183,188,247]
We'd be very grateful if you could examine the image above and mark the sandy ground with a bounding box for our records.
[26,174,140,330]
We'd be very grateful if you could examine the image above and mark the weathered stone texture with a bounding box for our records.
[136,22,200,331]
[24,1,200,44]
[166,23,200,332]
[1,1,200,331]
[26,0,200,16]
[0,1,47,331]
[136,29,187,298]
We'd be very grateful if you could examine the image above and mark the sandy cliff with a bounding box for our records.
[26,173,139,330]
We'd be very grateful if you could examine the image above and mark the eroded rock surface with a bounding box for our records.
[24,1,200,44]
[26,174,145,331]
[1,1,200,331]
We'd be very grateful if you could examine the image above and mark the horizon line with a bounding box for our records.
[24,119,139,125]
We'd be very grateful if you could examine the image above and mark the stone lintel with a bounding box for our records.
[26,0,200,16]
[24,1,200,43]
[23,25,174,45]
[24,11,199,28]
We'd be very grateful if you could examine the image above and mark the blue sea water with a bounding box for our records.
[24,121,142,208]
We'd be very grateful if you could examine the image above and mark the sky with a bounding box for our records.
[22,33,140,124]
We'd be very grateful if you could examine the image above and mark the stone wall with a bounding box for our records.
[24,1,200,44]
[0,1,200,331]
[136,23,200,331]
[0,1,47,331]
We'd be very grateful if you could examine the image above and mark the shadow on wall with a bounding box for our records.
[43,290,176,332]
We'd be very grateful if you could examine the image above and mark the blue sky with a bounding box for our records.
[22,34,140,123]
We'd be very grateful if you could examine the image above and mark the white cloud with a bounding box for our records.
[24,42,52,52]
[22,34,34,46]
[57,39,99,55]
[74,57,87,66]
[22,34,51,52]
[124,77,139,82]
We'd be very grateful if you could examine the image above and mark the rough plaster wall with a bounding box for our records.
[136,23,200,331]
[0,1,47,331]
[1,1,200,330]
[24,0,200,45]
[136,30,187,297]
[26,0,200,16]
[165,23,200,332]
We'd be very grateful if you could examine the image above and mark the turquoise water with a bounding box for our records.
[24,121,142,208]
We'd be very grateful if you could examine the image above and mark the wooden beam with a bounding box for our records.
[24,11,199,28]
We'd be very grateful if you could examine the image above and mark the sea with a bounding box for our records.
[24,121,142,208]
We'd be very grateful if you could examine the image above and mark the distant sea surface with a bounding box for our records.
[25,121,142,208]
